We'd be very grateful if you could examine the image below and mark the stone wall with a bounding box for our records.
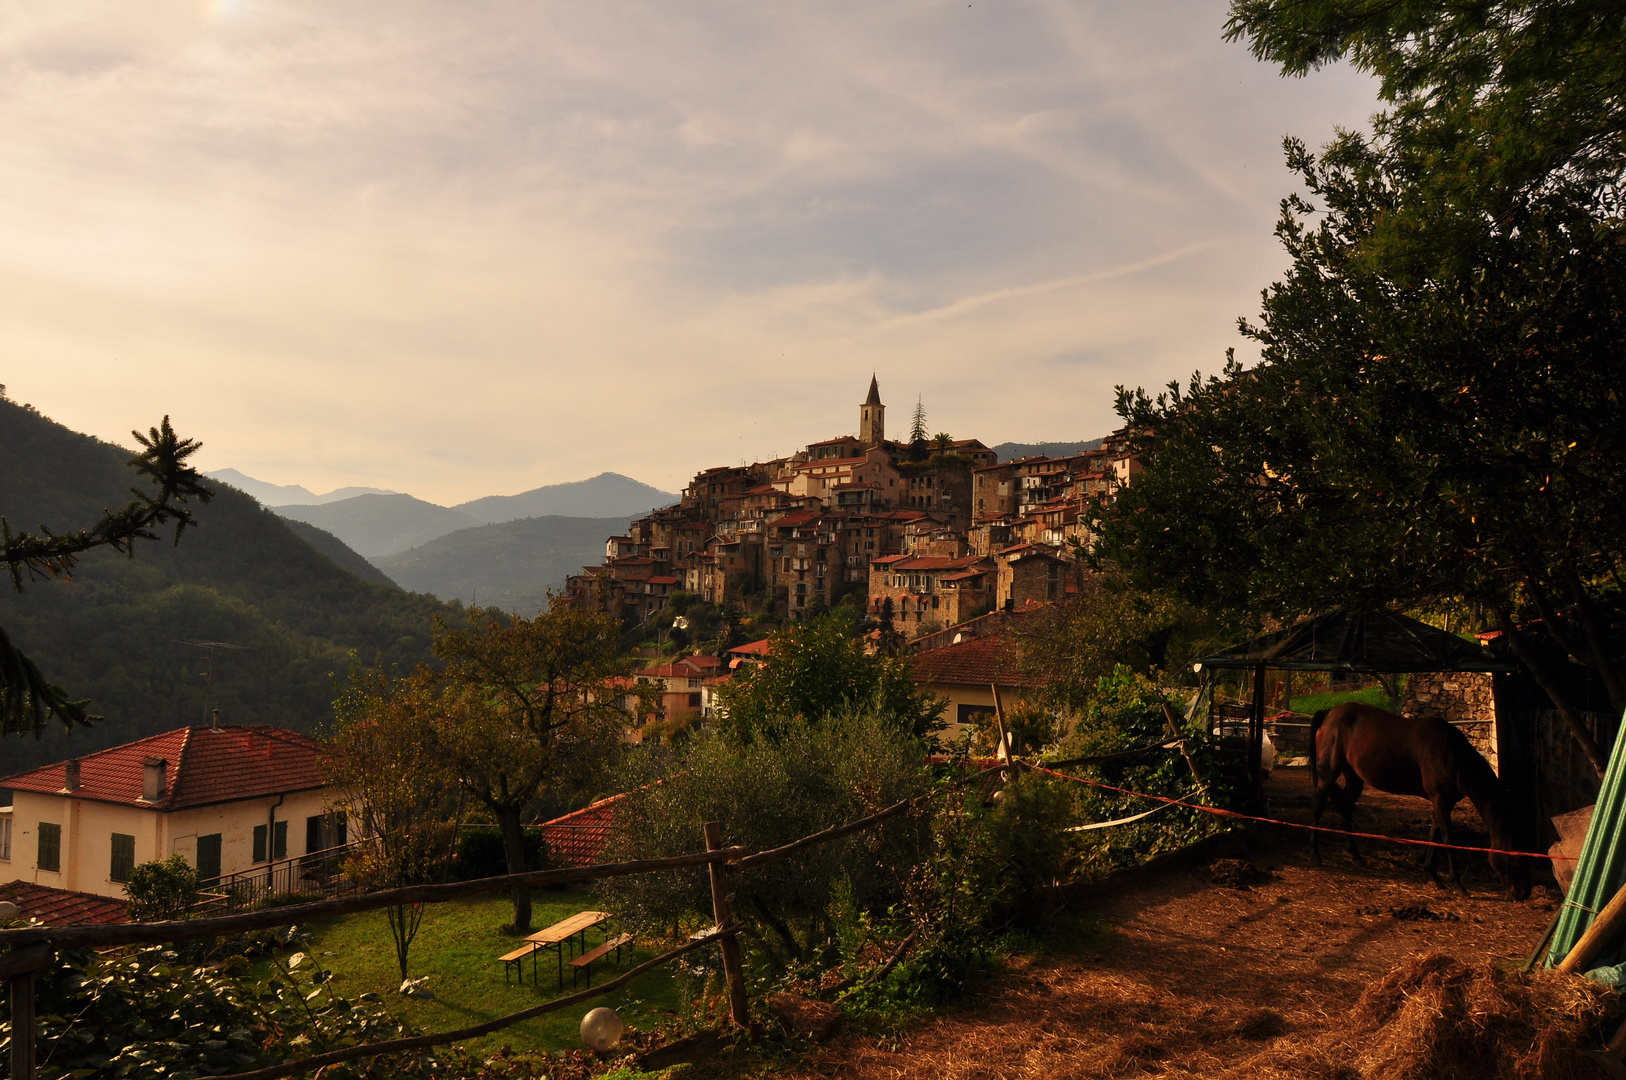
[1402,671,1499,772]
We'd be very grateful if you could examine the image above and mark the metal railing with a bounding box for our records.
[192,841,362,915]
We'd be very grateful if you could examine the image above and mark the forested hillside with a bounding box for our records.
[0,397,453,772]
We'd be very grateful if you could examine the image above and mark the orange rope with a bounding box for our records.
[1028,762,1573,861]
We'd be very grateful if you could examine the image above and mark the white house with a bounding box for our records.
[0,725,338,901]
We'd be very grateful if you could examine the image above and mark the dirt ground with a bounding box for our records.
[762,765,1571,1079]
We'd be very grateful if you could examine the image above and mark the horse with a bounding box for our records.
[1309,702,1532,900]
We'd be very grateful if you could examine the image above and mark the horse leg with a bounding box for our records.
[1435,798,1468,895]
[1341,773,1365,863]
[1310,775,1329,866]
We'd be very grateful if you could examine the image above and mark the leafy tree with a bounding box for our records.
[932,432,955,458]
[430,602,628,931]
[714,612,944,745]
[1,409,211,737]
[324,663,460,979]
[596,712,931,964]
[124,853,199,923]
[1013,572,1224,717]
[1225,0,1626,206]
[1094,2,1626,774]
[1096,135,1626,773]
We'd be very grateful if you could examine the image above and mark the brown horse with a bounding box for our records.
[1310,702,1532,899]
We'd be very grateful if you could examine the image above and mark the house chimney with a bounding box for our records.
[62,759,81,793]
[211,708,220,730]
[142,757,168,802]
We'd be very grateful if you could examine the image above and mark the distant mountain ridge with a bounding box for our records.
[223,470,678,558]
[993,439,1105,462]
[372,515,634,615]
[207,468,396,506]
[454,472,676,524]
[274,494,481,559]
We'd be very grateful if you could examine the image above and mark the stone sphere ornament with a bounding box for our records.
[580,1006,624,1052]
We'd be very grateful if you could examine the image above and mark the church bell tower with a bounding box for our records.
[860,375,884,446]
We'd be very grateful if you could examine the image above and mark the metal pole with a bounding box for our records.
[702,821,749,1028]
[1249,663,1266,786]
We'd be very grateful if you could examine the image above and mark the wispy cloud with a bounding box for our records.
[0,0,1375,502]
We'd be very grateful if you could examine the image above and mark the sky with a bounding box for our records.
[0,1,1377,506]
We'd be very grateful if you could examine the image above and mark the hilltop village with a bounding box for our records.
[564,378,1140,637]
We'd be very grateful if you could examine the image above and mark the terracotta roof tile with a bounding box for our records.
[0,726,324,810]
[0,880,129,926]
[539,793,626,867]
[909,634,1039,688]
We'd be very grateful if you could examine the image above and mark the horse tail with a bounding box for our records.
[1308,708,1330,792]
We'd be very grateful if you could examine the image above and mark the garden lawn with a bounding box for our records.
[1286,686,1393,715]
[292,887,691,1057]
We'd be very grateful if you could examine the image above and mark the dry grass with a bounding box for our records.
[1221,951,1620,1080]
[745,771,1619,1080]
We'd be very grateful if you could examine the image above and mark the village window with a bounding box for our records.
[197,834,222,882]
[110,832,136,883]
[0,814,10,861]
[37,822,61,872]
[253,821,288,863]
[688,692,702,709]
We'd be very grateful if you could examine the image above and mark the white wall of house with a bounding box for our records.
[1,787,331,899]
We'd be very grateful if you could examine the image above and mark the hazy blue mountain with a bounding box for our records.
[371,515,633,615]
[993,439,1105,462]
[454,472,677,525]
[278,518,398,587]
[273,494,480,558]
[208,468,396,506]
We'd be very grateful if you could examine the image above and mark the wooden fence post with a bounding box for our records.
[3,942,54,1080]
[702,822,750,1028]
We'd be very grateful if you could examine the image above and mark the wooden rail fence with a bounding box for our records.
[1,792,931,1080]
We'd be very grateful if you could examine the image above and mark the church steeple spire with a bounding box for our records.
[860,375,885,445]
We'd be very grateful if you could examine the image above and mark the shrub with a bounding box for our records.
[124,854,198,922]
[596,712,931,964]
[12,937,447,1080]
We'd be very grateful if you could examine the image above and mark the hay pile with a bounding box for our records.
[1230,951,1620,1080]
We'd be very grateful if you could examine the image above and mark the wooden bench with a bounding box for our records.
[569,932,633,987]
[498,943,539,985]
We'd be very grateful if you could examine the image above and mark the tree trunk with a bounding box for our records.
[1493,605,1607,777]
[1567,570,1626,714]
[497,806,532,933]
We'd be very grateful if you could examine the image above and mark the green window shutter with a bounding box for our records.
[196,834,221,881]
[252,824,267,863]
[37,822,61,872]
[273,820,288,860]
[110,833,136,883]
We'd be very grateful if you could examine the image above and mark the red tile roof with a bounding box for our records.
[539,792,627,867]
[0,726,324,810]
[0,880,129,926]
[647,575,680,585]
[728,639,774,656]
[909,634,1039,688]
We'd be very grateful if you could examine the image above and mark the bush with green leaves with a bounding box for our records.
[713,612,944,745]
[1050,665,1242,874]
[124,853,199,922]
[3,933,453,1080]
[595,712,932,965]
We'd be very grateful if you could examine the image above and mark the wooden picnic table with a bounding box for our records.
[523,910,612,987]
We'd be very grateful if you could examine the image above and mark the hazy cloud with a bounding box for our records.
[0,0,1374,503]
